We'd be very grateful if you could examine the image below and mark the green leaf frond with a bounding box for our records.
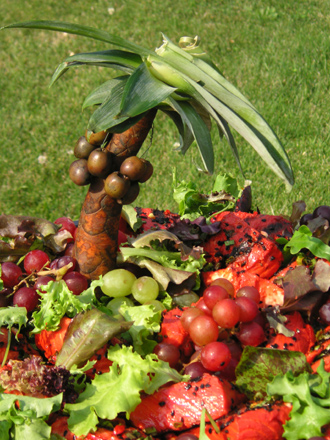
[2,20,294,188]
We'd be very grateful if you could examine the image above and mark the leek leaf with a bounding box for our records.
[119,63,176,118]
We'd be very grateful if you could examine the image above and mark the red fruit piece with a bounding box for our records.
[266,311,315,354]
[84,344,113,379]
[185,403,291,440]
[134,208,180,233]
[203,211,284,279]
[159,308,190,349]
[130,373,246,433]
[35,317,72,361]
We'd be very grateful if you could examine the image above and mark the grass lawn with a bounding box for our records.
[1,0,330,221]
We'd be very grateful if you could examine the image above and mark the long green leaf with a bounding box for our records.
[216,113,244,176]
[168,98,214,174]
[119,63,176,118]
[50,50,141,85]
[83,76,129,109]
[188,96,244,175]
[155,41,293,186]
[87,77,129,132]
[1,21,152,56]
[161,34,258,109]
[162,109,194,153]
[191,80,294,187]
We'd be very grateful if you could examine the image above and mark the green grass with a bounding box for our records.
[1,0,330,221]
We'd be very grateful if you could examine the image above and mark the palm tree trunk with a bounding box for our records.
[74,110,157,280]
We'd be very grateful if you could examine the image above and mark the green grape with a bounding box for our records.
[107,296,135,316]
[101,269,136,298]
[131,276,159,304]
[145,299,166,312]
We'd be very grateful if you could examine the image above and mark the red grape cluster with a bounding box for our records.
[161,279,265,379]
[0,217,89,313]
[151,278,267,380]
[69,131,153,205]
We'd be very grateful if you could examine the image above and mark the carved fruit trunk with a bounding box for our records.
[74,110,157,280]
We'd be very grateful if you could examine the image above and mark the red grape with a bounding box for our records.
[237,322,265,346]
[180,307,204,331]
[24,250,50,274]
[13,287,39,312]
[210,278,235,297]
[1,262,22,288]
[64,243,75,257]
[203,285,229,309]
[50,256,77,273]
[225,339,242,360]
[188,315,219,346]
[253,311,266,328]
[184,361,208,379]
[63,271,88,295]
[153,343,181,368]
[54,217,77,242]
[235,296,259,323]
[212,298,240,328]
[195,298,212,316]
[34,275,54,293]
[215,356,238,382]
[236,286,260,304]
[200,341,231,372]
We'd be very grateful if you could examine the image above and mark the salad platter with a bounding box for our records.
[1,185,330,440]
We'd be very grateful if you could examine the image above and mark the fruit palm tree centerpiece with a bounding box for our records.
[2,21,294,279]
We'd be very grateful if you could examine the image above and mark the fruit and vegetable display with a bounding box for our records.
[1,20,330,440]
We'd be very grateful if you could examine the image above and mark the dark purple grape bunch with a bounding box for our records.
[69,130,153,205]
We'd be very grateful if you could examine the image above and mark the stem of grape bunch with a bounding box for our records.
[74,110,156,280]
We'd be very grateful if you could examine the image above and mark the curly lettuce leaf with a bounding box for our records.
[0,307,28,338]
[31,279,101,333]
[172,170,241,221]
[0,393,62,440]
[119,303,161,355]
[267,360,330,440]
[65,344,188,436]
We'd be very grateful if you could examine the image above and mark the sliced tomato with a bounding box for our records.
[35,317,72,361]
[266,311,315,354]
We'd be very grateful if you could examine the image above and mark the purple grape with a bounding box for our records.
[13,287,39,312]
[34,275,54,293]
[63,271,88,295]
[184,361,208,379]
[1,262,22,288]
